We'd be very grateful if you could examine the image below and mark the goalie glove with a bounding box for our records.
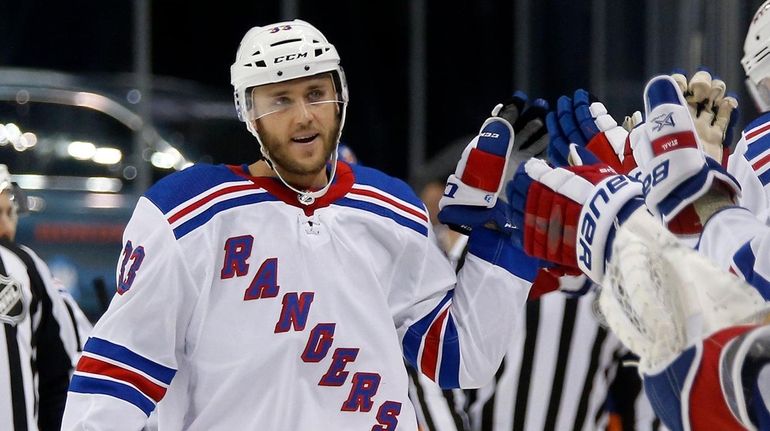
[598,210,770,371]
[438,92,548,236]
[509,157,644,283]
[634,75,741,233]
[670,69,740,165]
[597,210,770,430]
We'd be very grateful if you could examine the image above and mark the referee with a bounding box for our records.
[0,166,80,430]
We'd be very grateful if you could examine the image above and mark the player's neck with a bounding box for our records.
[248,160,328,191]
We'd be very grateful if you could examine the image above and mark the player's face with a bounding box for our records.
[252,74,341,185]
[0,191,18,241]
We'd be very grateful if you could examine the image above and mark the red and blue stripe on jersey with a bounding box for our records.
[145,162,430,239]
[336,164,430,237]
[730,240,770,300]
[69,337,176,416]
[400,230,539,389]
[742,112,770,187]
[402,291,461,389]
[145,164,278,239]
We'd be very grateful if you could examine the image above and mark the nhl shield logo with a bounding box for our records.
[0,274,25,325]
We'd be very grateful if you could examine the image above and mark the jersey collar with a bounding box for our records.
[228,161,355,215]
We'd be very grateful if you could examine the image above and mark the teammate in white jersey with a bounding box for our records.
[508,69,770,430]
[61,19,535,430]
[0,165,80,430]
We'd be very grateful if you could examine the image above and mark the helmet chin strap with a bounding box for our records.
[247,118,344,206]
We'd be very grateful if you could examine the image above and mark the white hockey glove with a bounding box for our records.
[670,70,739,165]
[634,75,741,234]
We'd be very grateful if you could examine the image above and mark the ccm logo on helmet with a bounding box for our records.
[275,52,308,63]
[577,176,631,271]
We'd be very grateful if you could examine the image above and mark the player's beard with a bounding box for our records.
[258,122,340,180]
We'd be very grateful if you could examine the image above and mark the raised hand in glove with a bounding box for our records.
[508,157,644,284]
[670,69,739,165]
[547,89,640,174]
[438,92,548,236]
[634,75,741,234]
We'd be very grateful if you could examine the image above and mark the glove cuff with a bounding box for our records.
[646,156,741,224]
[577,176,644,282]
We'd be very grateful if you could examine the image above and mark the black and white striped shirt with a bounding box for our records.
[0,240,79,431]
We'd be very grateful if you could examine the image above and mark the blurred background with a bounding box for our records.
[0,0,764,320]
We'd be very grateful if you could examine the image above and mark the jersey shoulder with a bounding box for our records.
[742,112,770,158]
[349,164,425,210]
[144,164,247,214]
[743,112,770,136]
[342,164,430,236]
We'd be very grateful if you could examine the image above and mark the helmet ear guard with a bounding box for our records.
[743,1,770,110]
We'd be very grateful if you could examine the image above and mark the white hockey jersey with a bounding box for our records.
[728,111,770,222]
[698,206,770,300]
[62,161,534,430]
[710,113,770,298]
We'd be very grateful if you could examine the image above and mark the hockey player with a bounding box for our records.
[0,164,80,430]
[510,73,770,430]
[728,0,770,226]
[61,19,536,430]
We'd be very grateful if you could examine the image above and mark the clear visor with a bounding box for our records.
[747,76,770,112]
[245,76,344,121]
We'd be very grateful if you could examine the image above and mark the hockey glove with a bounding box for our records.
[597,207,770,430]
[670,69,739,165]
[509,157,644,283]
[438,92,549,236]
[599,210,770,372]
[493,90,550,168]
[634,75,741,233]
[547,89,640,174]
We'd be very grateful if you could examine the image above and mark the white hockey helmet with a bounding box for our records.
[742,0,770,111]
[230,19,349,126]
